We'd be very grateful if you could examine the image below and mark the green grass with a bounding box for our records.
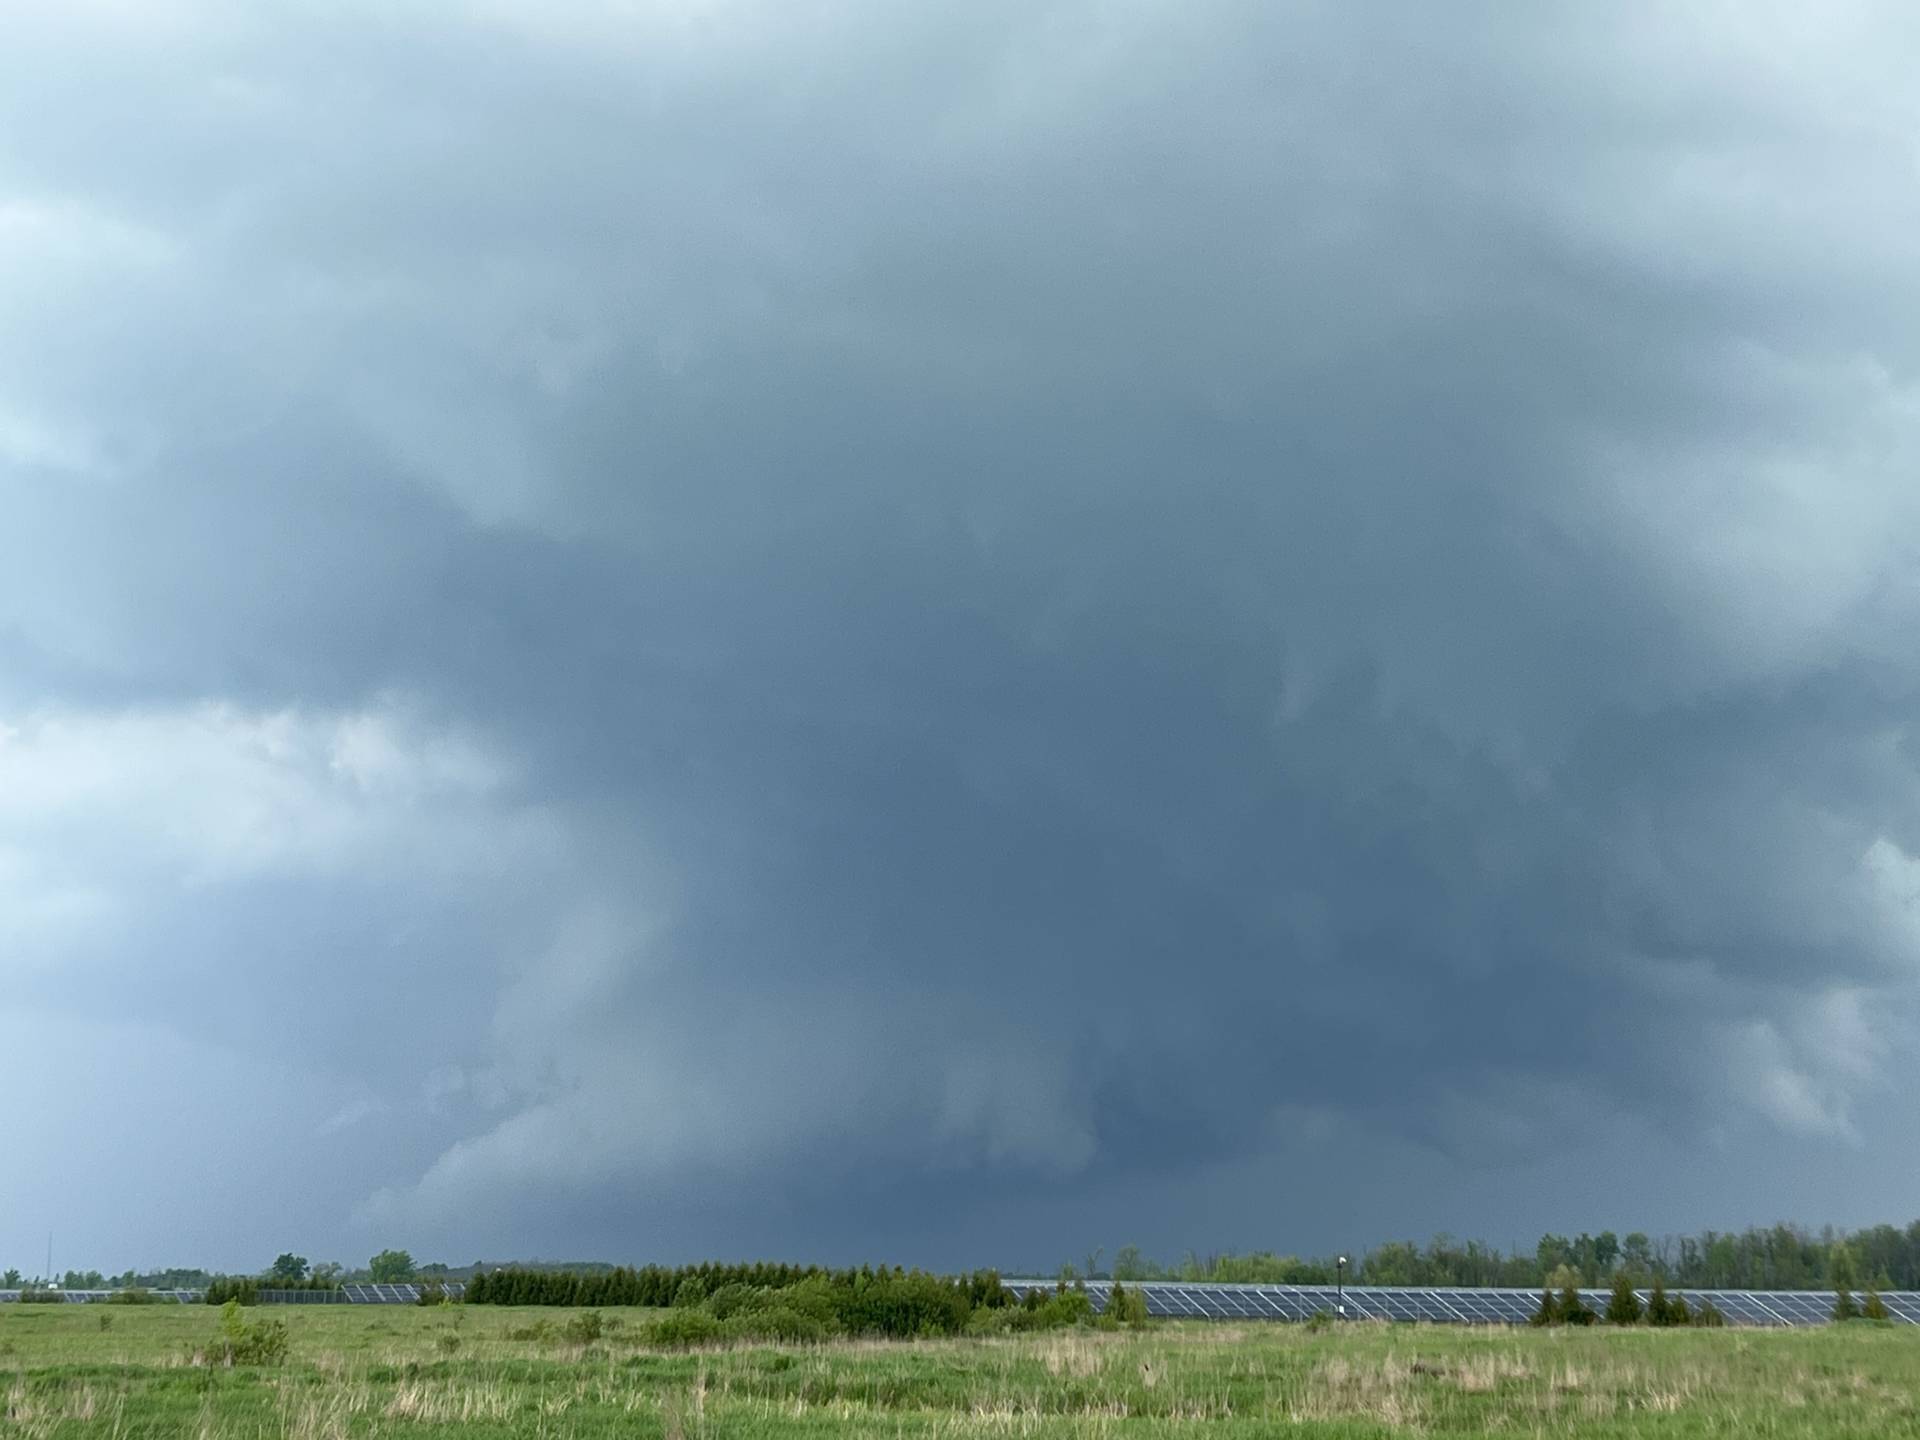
[4,1303,1919,1436]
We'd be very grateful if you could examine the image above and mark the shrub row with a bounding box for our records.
[1533,1276,1724,1328]
[469,1263,1124,1343]
[633,1277,1105,1347]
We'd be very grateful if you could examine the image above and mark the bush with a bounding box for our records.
[1863,1290,1891,1322]
[562,1310,605,1344]
[965,1271,1013,1311]
[705,1283,760,1320]
[415,1281,448,1307]
[206,1300,290,1366]
[1690,1300,1724,1328]
[107,1288,166,1305]
[724,1306,827,1343]
[966,1306,1019,1336]
[672,1275,709,1308]
[831,1270,972,1338]
[967,1289,1095,1334]
[771,1276,843,1328]
[642,1310,724,1349]
[1105,1282,1150,1329]
[1024,1288,1095,1332]
[1833,1288,1860,1322]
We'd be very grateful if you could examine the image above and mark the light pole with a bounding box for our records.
[1335,1255,1347,1317]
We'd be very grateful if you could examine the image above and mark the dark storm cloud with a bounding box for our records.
[5,1,1920,1269]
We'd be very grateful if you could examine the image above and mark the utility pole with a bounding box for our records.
[1336,1254,1347,1317]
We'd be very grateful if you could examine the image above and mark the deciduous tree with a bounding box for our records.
[369,1249,416,1283]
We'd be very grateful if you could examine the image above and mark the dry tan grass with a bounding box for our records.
[1286,1349,1429,1428]
[1402,1347,1532,1392]
[380,1379,519,1423]
[1037,1333,1104,1379]
[1552,1359,1588,1392]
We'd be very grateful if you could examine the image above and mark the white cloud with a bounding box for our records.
[1865,835,1920,957]
[0,696,565,994]
[317,1094,388,1136]
[1713,990,1895,1143]
[0,696,534,884]
[0,408,108,476]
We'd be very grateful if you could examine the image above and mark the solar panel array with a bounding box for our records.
[1003,1280,1920,1327]
[0,1290,205,1305]
[339,1282,466,1304]
[4,1280,1915,1323]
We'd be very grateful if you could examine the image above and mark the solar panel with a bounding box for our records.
[326,1281,464,1304]
[1002,1280,1920,1327]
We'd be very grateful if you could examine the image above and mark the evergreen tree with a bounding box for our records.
[1646,1275,1673,1327]
[1604,1271,1643,1325]
[1863,1290,1890,1322]
[1559,1280,1596,1326]
[1831,1241,1860,1321]
[1529,1287,1560,1326]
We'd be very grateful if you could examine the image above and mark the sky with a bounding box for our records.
[5,0,1920,1278]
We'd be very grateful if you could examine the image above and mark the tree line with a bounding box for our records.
[1534,1272,1728,1328]
[467,1262,835,1308]
[1091,1220,1920,1291]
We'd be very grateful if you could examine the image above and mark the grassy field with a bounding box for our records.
[4,1303,1919,1437]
